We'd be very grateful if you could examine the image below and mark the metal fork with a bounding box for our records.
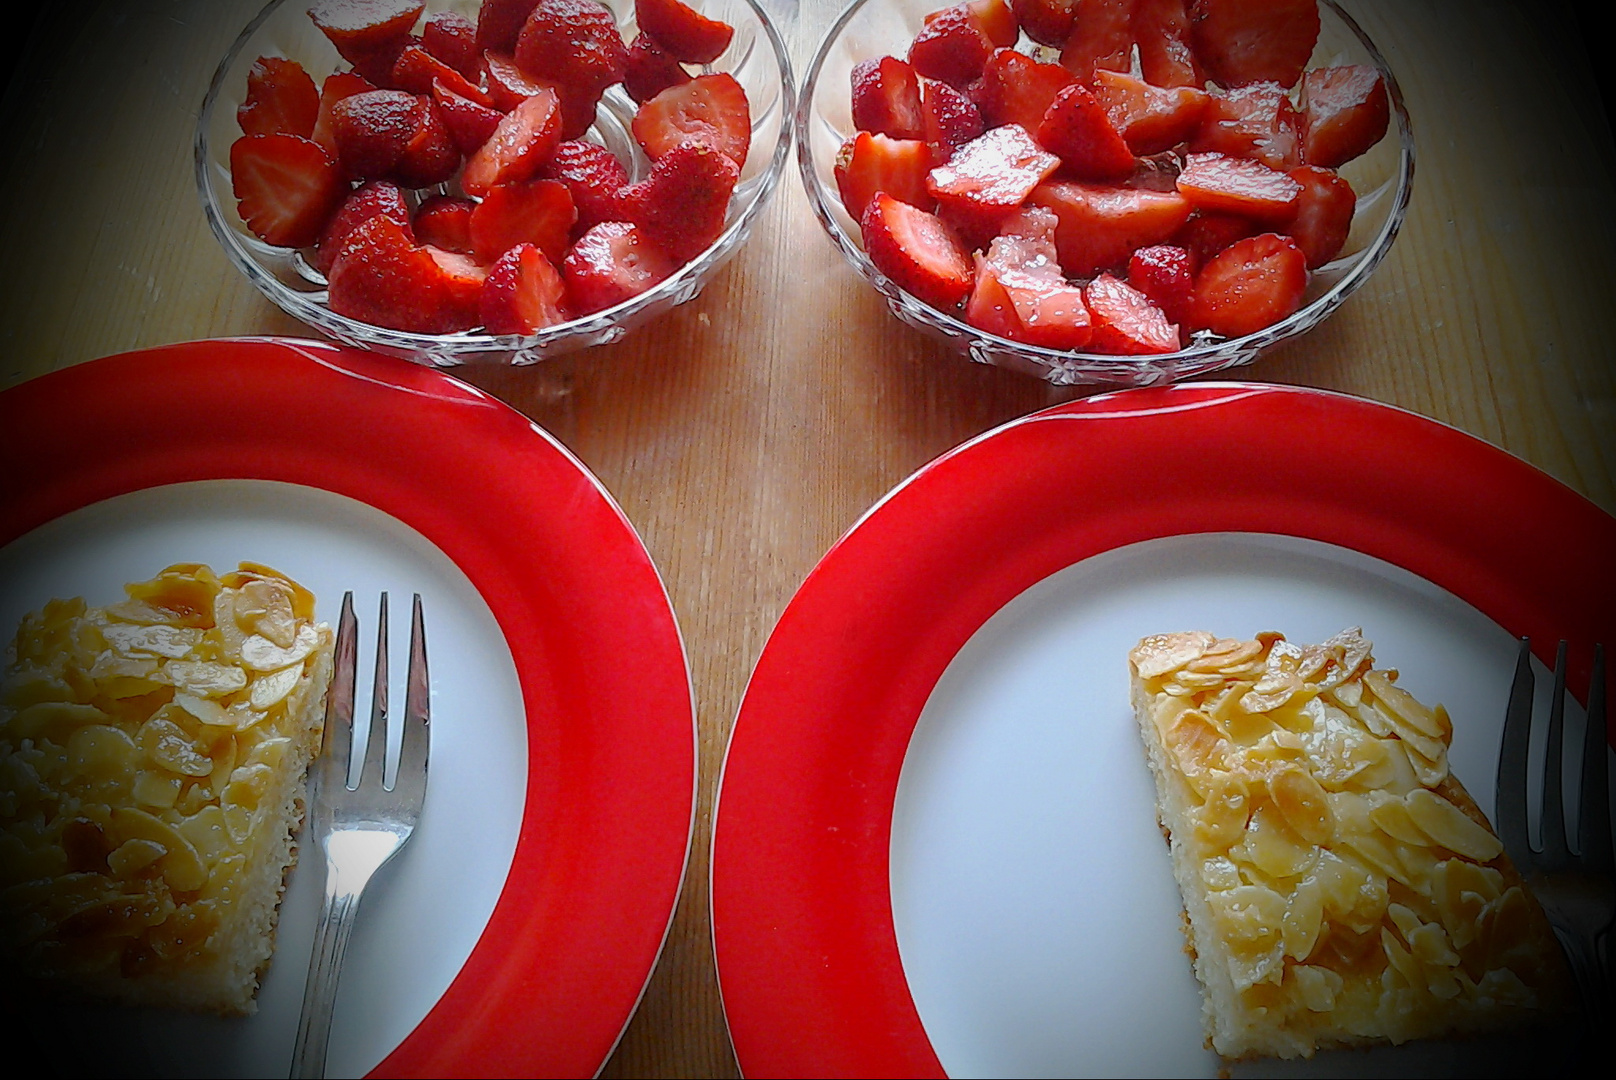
[1496,637,1611,1025]
[291,593,430,1079]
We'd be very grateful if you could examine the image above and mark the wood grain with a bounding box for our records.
[1,2,1612,1077]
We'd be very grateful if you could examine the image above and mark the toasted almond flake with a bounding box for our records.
[1405,790,1502,862]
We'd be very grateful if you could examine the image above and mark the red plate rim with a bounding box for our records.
[0,339,697,1078]
[710,381,1615,1079]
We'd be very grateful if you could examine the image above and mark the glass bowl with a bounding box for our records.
[197,0,794,366]
[797,0,1413,387]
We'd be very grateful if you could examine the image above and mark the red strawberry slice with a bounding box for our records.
[1127,243,1195,326]
[328,88,420,179]
[835,132,934,223]
[481,243,569,332]
[462,89,563,197]
[238,57,319,139]
[974,49,1076,134]
[312,71,376,156]
[391,43,492,106]
[1191,231,1307,337]
[1010,0,1076,46]
[309,0,424,49]
[1132,0,1203,88]
[1090,69,1208,157]
[968,212,1093,349]
[618,141,740,261]
[860,192,974,311]
[315,180,412,275]
[1301,65,1389,169]
[632,73,751,166]
[1027,180,1192,277]
[1060,0,1135,82]
[475,0,540,53]
[394,95,461,187]
[327,215,460,333]
[425,245,489,327]
[1173,211,1255,268]
[851,56,925,141]
[433,78,504,154]
[922,81,985,165]
[422,10,479,76]
[965,256,1023,340]
[563,221,679,313]
[1188,0,1320,89]
[1085,272,1179,353]
[1038,84,1136,181]
[1192,82,1301,170]
[230,133,345,248]
[540,140,631,232]
[469,178,577,264]
[927,125,1061,236]
[625,33,692,104]
[1176,151,1301,224]
[1285,164,1354,268]
[909,6,993,89]
[514,0,628,96]
[636,0,735,64]
[483,50,551,111]
[960,0,1021,47]
[413,193,477,255]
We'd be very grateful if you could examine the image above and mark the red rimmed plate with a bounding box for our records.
[0,339,694,1078]
[711,383,1614,1078]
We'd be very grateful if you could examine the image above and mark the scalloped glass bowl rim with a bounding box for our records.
[196,0,797,365]
[795,0,1415,385]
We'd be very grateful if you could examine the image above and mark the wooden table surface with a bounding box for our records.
[2,2,1613,1076]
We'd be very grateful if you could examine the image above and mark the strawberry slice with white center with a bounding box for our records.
[632,73,752,167]
[635,0,735,65]
[927,124,1061,236]
[230,133,345,248]
[462,89,562,197]
[481,242,569,333]
[835,131,934,223]
[859,192,974,312]
[562,221,679,314]
[966,206,1093,350]
[1085,272,1181,354]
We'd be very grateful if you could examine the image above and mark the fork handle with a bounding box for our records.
[290,859,366,1079]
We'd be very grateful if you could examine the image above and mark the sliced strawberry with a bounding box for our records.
[952,0,1021,47]
[1026,180,1192,277]
[1132,0,1203,88]
[327,215,460,332]
[540,140,631,232]
[230,134,345,248]
[476,0,540,53]
[996,203,1060,243]
[1191,82,1301,170]
[965,256,1022,339]
[1176,151,1300,224]
[315,180,412,275]
[922,80,985,165]
[469,178,577,264]
[328,88,420,179]
[345,34,418,89]
[990,266,1094,349]
[1060,0,1135,82]
[835,132,934,222]
[413,193,476,255]
[397,96,461,186]
[1038,84,1136,180]
[1173,211,1255,268]
[1090,69,1208,156]
[636,0,735,64]
[970,220,1093,350]
[1188,0,1320,89]
[563,221,679,312]
[481,242,569,332]
[851,57,925,140]
[618,141,740,261]
[1192,231,1307,337]
[422,10,480,76]
[625,33,692,103]
[632,73,751,166]
[514,0,628,96]
[433,78,504,154]
[860,192,975,311]
[1285,164,1354,269]
[312,71,377,156]
[909,7,993,88]
[238,57,319,139]
[425,245,489,326]
[392,43,492,105]
[974,49,1076,134]
[462,89,563,196]
[309,0,425,52]
[556,85,608,141]
[928,125,1061,237]
[1127,243,1194,326]
[1010,0,1076,46]
[483,50,551,110]
[1085,272,1179,353]
[1301,65,1389,169]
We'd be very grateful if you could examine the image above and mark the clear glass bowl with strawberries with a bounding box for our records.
[198,0,793,365]
[798,0,1412,386]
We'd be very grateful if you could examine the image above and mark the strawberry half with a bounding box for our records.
[470,179,578,264]
[394,95,461,188]
[1059,0,1135,82]
[1085,272,1180,354]
[921,81,985,165]
[632,73,751,166]
[1173,211,1256,268]
[514,0,628,96]
[927,125,1061,237]
[433,78,504,154]
[624,33,692,104]
[312,71,376,156]
[475,0,540,54]
[1285,164,1354,269]
[860,192,974,311]
[425,246,489,327]
[563,221,679,313]
[1192,82,1301,170]
[1133,0,1203,88]
[1127,243,1195,327]
[328,88,420,180]
[315,180,413,275]
[959,0,1021,47]
[413,193,477,255]
[974,49,1076,135]
[636,0,736,65]
[1301,65,1389,169]
[230,133,345,248]
[328,215,461,333]
[851,56,925,141]
[1188,0,1320,90]
[309,0,425,53]
[238,57,319,139]
[462,89,563,197]
[391,43,491,105]
[1010,0,1076,46]
[422,10,480,76]
[1090,69,1209,157]
[618,141,740,261]
[1027,180,1192,278]
[908,6,993,89]
[967,211,1093,350]
[1191,232,1307,337]
[540,140,631,233]
[1038,84,1136,181]
[483,50,551,110]
[835,132,934,223]
[480,243,569,332]
[1176,151,1302,224]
